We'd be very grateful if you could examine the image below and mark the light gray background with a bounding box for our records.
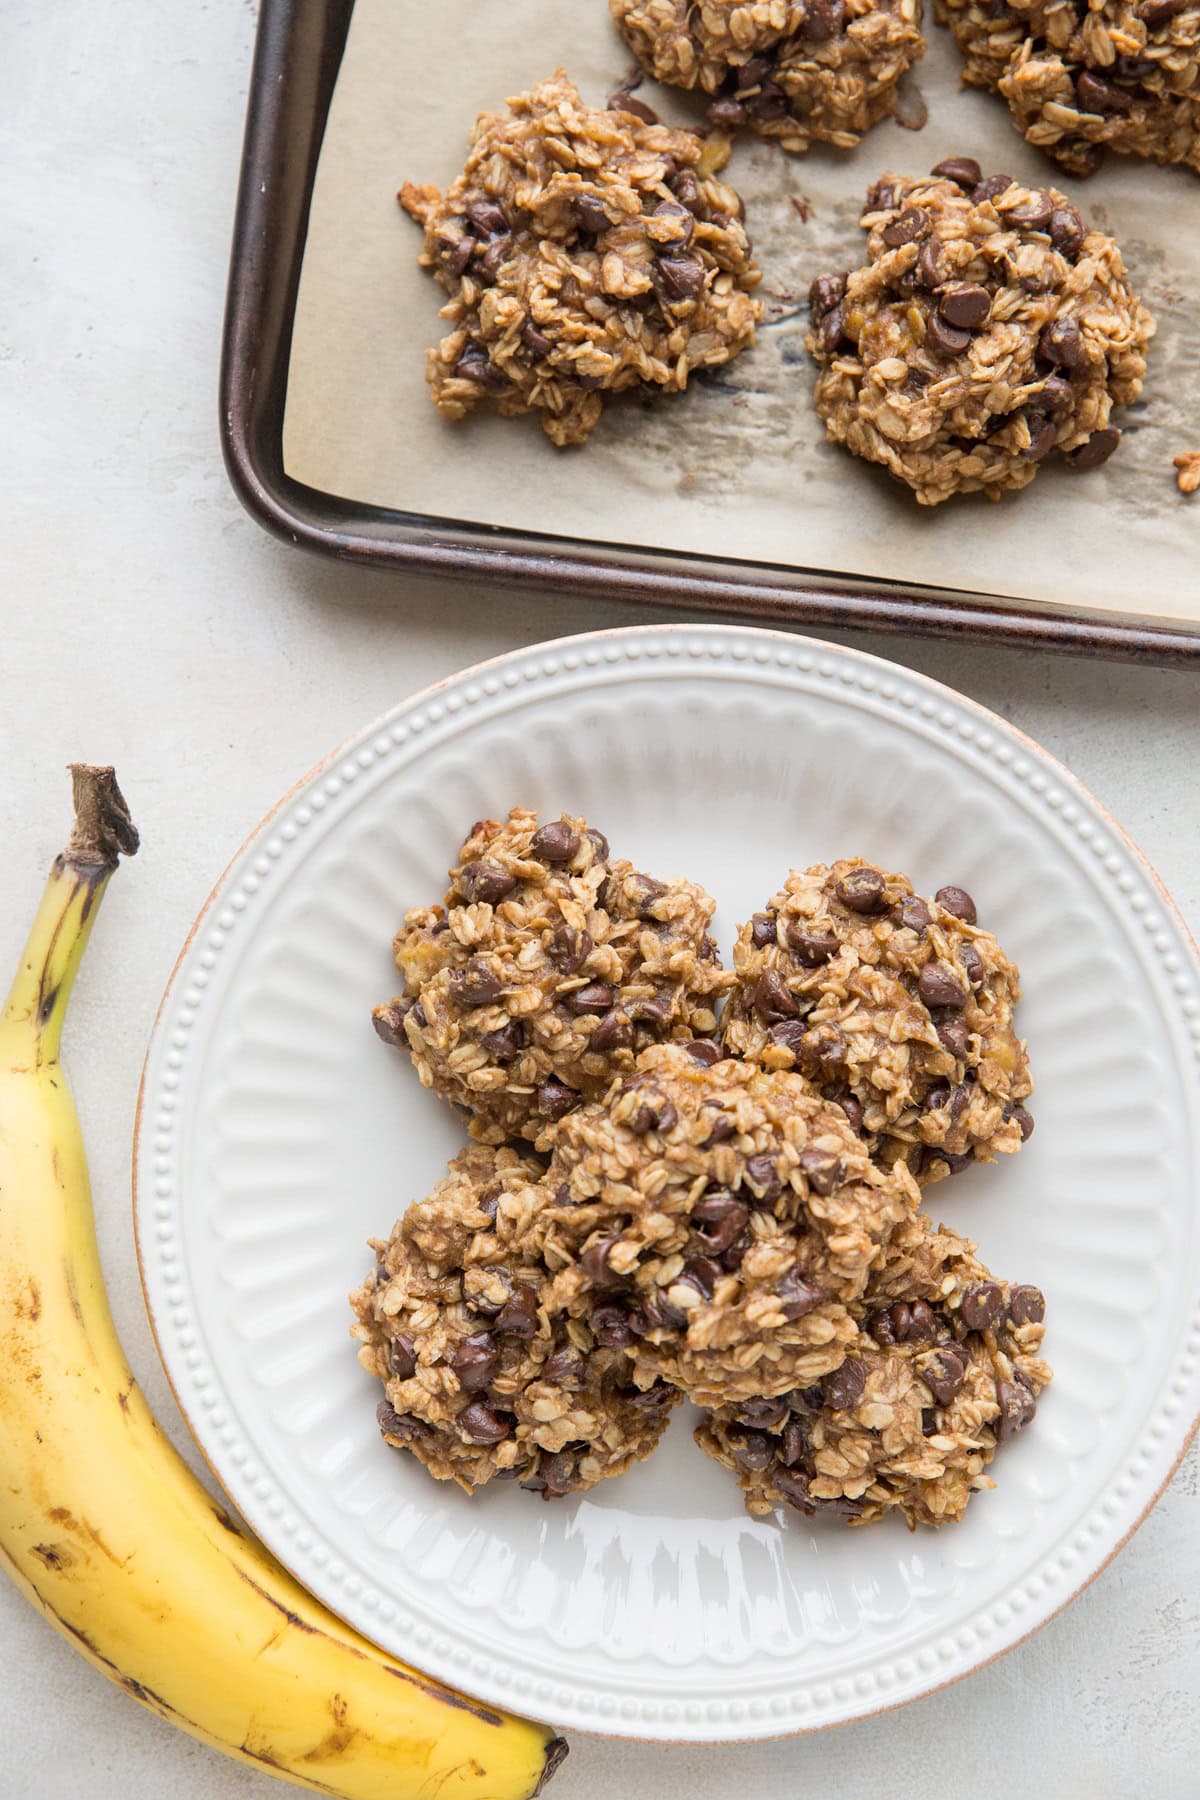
[2,4,1196,1798]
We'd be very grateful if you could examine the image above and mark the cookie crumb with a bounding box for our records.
[1174,451,1200,495]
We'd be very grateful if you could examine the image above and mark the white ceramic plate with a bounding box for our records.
[135,624,1200,1743]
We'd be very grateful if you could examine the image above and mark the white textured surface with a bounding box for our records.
[1,2,1198,1797]
[137,626,1200,1739]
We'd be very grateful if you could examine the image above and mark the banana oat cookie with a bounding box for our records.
[610,0,926,152]
[373,808,729,1146]
[352,1145,678,1497]
[540,1043,920,1406]
[938,0,1200,177]
[399,72,761,447]
[806,164,1154,503]
[696,1212,1051,1526]
[719,859,1033,1183]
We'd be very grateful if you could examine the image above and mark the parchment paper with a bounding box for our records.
[284,0,1200,622]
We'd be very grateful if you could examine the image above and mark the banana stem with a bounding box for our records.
[0,767,138,1068]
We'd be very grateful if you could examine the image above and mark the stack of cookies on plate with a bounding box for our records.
[352,808,1049,1529]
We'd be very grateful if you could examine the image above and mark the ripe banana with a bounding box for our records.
[0,766,565,1800]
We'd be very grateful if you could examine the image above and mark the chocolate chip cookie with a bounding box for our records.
[374,808,730,1146]
[610,0,926,152]
[541,1043,920,1406]
[938,0,1200,176]
[806,164,1155,503]
[719,860,1033,1183]
[352,1145,678,1496]
[696,1211,1051,1526]
[398,72,761,446]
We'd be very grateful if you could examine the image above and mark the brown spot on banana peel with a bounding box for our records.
[31,1543,74,1572]
[536,1738,570,1793]
[210,1503,243,1537]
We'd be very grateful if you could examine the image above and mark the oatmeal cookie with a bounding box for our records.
[938,0,1200,177]
[398,72,761,447]
[719,860,1033,1183]
[351,1145,678,1497]
[610,0,926,152]
[696,1212,1051,1526]
[806,165,1155,503]
[374,808,729,1146]
[540,1043,920,1406]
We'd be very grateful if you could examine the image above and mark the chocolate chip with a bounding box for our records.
[590,1304,637,1348]
[617,93,659,125]
[803,0,846,38]
[750,911,778,948]
[591,1008,634,1053]
[800,1022,849,1074]
[1038,316,1085,371]
[377,1401,428,1442]
[478,1187,501,1222]
[1008,191,1053,232]
[459,1401,512,1444]
[818,302,848,355]
[1069,427,1121,470]
[972,174,1014,204]
[625,872,668,920]
[799,1147,844,1196]
[452,959,502,1007]
[651,198,695,250]
[744,1152,781,1198]
[452,1332,499,1393]
[1048,207,1086,258]
[869,1302,912,1346]
[821,1358,867,1410]
[995,1377,1037,1442]
[537,1077,579,1121]
[924,1345,969,1406]
[702,1108,737,1147]
[624,1378,674,1414]
[786,924,840,965]
[731,1427,775,1471]
[543,1343,586,1383]
[772,1466,815,1509]
[686,1037,723,1066]
[909,1300,939,1343]
[656,251,706,303]
[387,1334,417,1380]
[778,1416,809,1467]
[626,992,675,1029]
[924,1081,951,1114]
[532,1447,584,1497]
[959,942,985,989]
[574,195,613,236]
[495,1283,540,1338]
[837,1093,865,1132]
[932,156,982,188]
[372,1000,412,1047]
[961,1282,1004,1332]
[778,1268,824,1320]
[1008,1284,1045,1326]
[735,54,775,88]
[439,234,474,277]
[455,341,505,389]
[916,240,943,290]
[755,968,798,1021]
[928,310,973,356]
[936,1014,971,1058]
[707,95,748,127]
[940,283,992,330]
[548,928,592,978]
[739,1395,789,1431]
[837,866,886,913]
[1022,414,1058,461]
[1006,1102,1035,1142]
[531,820,580,863]
[746,82,789,120]
[722,1233,751,1272]
[565,981,615,1016]
[477,1016,524,1068]
[693,1191,750,1254]
[679,1255,724,1299]
[466,197,508,236]
[477,234,512,282]
[809,272,848,316]
[581,1237,625,1290]
[891,895,930,936]
[921,1408,940,1437]
[627,1091,677,1135]
[931,885,976,924]
[1076,70,1134,114]
[585,827,610,863]
[459,859,517,905]
[769,1018,809,1060]
[937,1148,975,1176]
[865,179,897,213]
[636,1289,688,1333]
[882,207,928,248]
[522,319,554,358]
[918,961,969,1008]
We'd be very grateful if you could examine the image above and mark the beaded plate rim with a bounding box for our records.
[133,622,1200,1742]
